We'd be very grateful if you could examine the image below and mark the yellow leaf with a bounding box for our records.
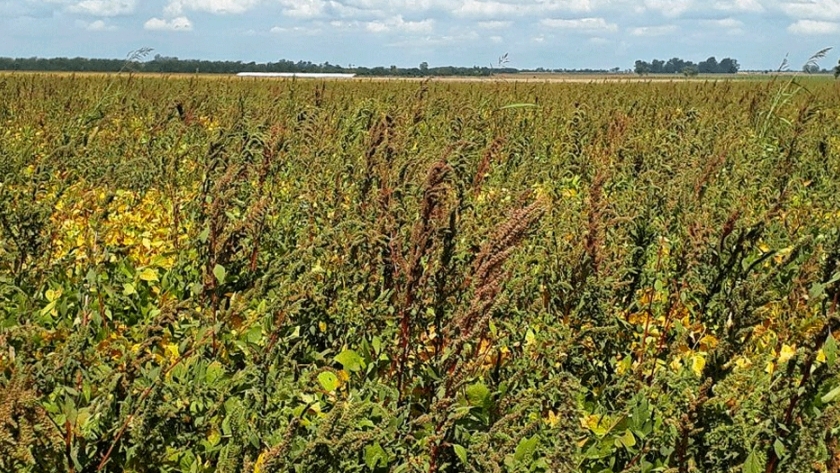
[699,334,719,351]
[319,321,327,333]
[778,344,796,364]
[163,343,180,363]
[139,268,158,282]
[580,414,612,437]
[46,288,63,302]
[616,356,632,375]
[734,357,752,370]
[254,452,266,473]
[544,410,560,428]
[816,349,827,364]
[765,362,775,375]
[670,356,683,372]
[691,354,706,377]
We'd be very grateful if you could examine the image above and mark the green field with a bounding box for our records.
[1,74,839,472]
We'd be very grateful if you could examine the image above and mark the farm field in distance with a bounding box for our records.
[1,73,839,472]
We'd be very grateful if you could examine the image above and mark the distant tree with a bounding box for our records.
[633,56,740,75]
[651,59,665,74]
[419,61,429,73]
[718,58,740,73]
[803,64,821,74]
[664,57,694,74]
[698,56,718,73]
[682,65,699,77]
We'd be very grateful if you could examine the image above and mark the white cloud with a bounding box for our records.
[67,0,135,16]
[385,30,480,47]
[787,18,840,34]
[366,15,434,33]
[83,19,116,30]
[541,17,618,31]
[781,1,840,20]
[477,20,512,29]
[144,16,193,31]
[629,24,677,35]
[699,17,744,34]
[453,0,599,18]
[278,0,327,18]
[165,0,262,15]
[643,0,693,17]
[270,25,321,35]
[703,17,744,28]
[713,0,763,12]
[324,15,434,33]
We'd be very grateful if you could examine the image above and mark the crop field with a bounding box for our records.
[1,74,839,472]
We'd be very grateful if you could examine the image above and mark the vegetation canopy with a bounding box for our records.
[0,72,839,473]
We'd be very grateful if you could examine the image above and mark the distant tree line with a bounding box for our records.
[634,56,740,75]
[0,55,523,77]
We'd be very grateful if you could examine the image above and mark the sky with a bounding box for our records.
[1,0,839,71]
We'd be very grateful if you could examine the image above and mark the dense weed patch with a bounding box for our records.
[1,74,839,472]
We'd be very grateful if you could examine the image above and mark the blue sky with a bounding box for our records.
[1,0,838,70]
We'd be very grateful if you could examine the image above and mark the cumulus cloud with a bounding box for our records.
[277,0,328,18]
[82,19,116,30]
[74,18,116,30]
[165,0,262,15]
[324,15,434,33]
[144,16,193,31]
[540,17,618,32]
[787,18,840,34]
[713,0,764,12]
[270,25,322,35]
[630,24,677,36]
[703,17,744,28]
[366,15,434,33]
[781,1,840,20]
[67,0,136,16]
[643,0,693,17]
[477,20,512,29]
[453,0,597,18]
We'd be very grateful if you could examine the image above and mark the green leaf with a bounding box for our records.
[514,435,539,463]
[773,439,786,459]
[318,372,340,392]
[453,444,468,465]
[335,349,365,372]
[213,264,226,285]
[205,361,224,383]
[809,282,826,300]
[825,332,837,367]
[822,385,840,404]
[743,449,764,473]
[466,382,492,410]
[364,443,387,470]
[123,283,136,296]
[615,429,636,449]
[499,103,538,110]
[139,268,158,282]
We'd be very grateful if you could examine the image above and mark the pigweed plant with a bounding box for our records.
[0,72,839,473]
